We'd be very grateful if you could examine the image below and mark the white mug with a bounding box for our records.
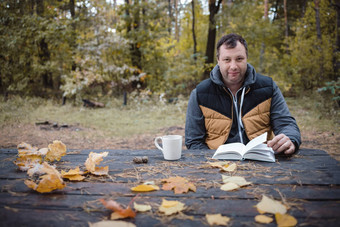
[154,135,182,160]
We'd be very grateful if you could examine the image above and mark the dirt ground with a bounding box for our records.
[0,123,339,161]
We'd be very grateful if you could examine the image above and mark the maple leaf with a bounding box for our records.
[100,198,136,219]
[61,167,85,181]
[131,184,159,192]
[45,140,67,162]
[162,176,196,194]
[256,195,287,215]
[205,214,230,226]
[133,202,152,212]
[255,214,274,224]
[158,199,185,215]
[24,162,66,193]
[85,152,109,175]
[275,213,297,227]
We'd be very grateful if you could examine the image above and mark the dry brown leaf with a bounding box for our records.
[100,198,136,219]
[15,142,44,171]
[256,195,287,214]
[206,214,230,226]
[209,161,237,172]
[158,199,185,215]
[24,162,66,193]
[255,214,274,224]
[61,167,85,181]
[89,220,136,227]
[85,152,109,174]
[45,140,67,162]
[92,166,109,176]
[220,182,240,191]
[133,202,151,212]
[221,175,252,187]
[162,176,196,194]
[275,213,297,227]
[131,184,159,192]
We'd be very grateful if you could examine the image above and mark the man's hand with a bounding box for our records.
[267,134,295,155]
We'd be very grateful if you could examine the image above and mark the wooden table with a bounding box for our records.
[0,148,339,226]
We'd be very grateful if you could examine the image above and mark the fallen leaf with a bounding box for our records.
[100,198,136,219]
[275,213,297,227]
[209,162,237,172]
[220,182,240,191]
[162,176,196,194]
[159,199,185,215]
[61,167,85,181]
[256,195,287,214]
[255,214,274,224]
[14,142,43,171]
[85,152,109,174]
[89,220,136,227]
[131,184,159,192]
[45,140,67,162]
[24,162,66,193]
[221,175,252,187]
[133,202,151,212]
[92,166,109,176]
[206,214,230,226]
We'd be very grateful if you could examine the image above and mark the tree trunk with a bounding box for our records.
[314,0,323,83]
[174,0,179,41]
[191,0,197,60]
[259,0,269,72]
[284,0,289,53]
[204,0,222,79]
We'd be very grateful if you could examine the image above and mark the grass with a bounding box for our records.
[0,95,187,138]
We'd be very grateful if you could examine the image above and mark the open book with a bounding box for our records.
[212,132,275,162]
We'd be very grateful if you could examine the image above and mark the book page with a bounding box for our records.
[212,142,245,159]
[243,143,275,162]
[244,132,268,152]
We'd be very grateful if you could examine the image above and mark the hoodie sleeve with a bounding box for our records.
[185,89,210,150]
[270,81,301,151]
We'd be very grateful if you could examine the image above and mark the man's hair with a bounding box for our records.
[216,33,248,59]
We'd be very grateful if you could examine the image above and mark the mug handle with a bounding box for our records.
[154,137,163,153]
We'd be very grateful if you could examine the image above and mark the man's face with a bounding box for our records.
[217,41,248,90]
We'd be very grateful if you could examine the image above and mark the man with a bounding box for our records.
[185,33,301,155]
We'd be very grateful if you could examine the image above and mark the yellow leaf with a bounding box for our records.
[85,152,108,174]
[220,182,240,191]
[206,214,230,226]
[221,163,237,172]
[24,162,65,193]
[256,195,287,215]
[221,175,252,187]
[100,198,136,220]
[45,140,67,162]
[61,167,85,181]
[159,199,185,215]
[89,220,136,227]
[133,202,151,212]
[131,184,159,192]
[255,215,274,224]
[15,142,44,171]
[92,166,109,176]
[275,213,297,227]
[208,161,230,168]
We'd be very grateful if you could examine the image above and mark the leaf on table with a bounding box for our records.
[100,198,136,220]
[162,176,196,194]
[14,142,43,171]
[158,199,185,215]
[133,202,151,212]
[131,184,159,192]
[209,161,237,172]
[89,220,136,227]
[24,162,66,193]
[255,214,274,224]
[85,152,109,175]
[220,182,240,191]
[221,175,252,187]
[275,213,297,227]
[205,214,230,226]
[61,167,85,181]
[45,140,67,162]
[256,195,287,214]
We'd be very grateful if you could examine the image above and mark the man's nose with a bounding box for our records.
[230,60,237,70]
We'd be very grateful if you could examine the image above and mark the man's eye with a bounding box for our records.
[224,59,230,62]
[237,58,244,61]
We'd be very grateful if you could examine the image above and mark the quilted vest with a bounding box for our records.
[196,74,275,149]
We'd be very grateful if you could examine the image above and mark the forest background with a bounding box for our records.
[0,0,339,159]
